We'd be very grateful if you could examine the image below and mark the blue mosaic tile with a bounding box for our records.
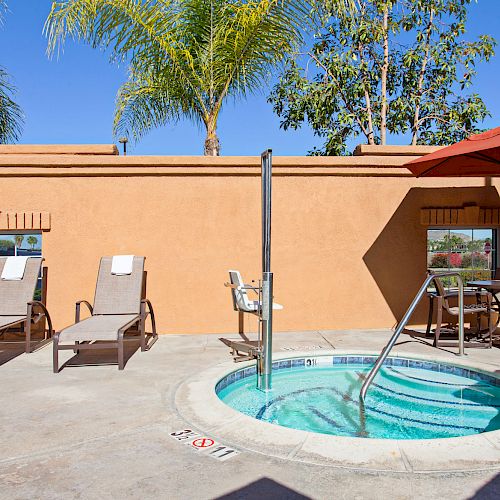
[421,361,439,372]
[362,356,377,365]
[409,359,425,369]
[272,361,280,370]
[347,356,363,365]
[469,370,497,386]
[291,358,305,367]
[333,356,347,364]
[243,366,256,378]
[392,358,409,367]
[234,370,243,381]
[382,357,394,366]
[279,360,292,370]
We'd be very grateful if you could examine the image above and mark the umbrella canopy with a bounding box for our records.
[406,127,500,177]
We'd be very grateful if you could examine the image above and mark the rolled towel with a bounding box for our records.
[111,255,134,275]
[1,256,29,281]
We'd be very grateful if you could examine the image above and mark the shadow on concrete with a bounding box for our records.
[363,186,500,325]
[0,330,50,366]
[60,340,140,370]
[468,472,500,499]
[214,478,311,499]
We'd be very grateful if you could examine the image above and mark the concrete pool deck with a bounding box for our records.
[1,329,499,499]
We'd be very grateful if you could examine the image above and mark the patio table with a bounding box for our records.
[467,280,500,314]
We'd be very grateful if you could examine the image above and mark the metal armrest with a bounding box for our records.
[75,300,93,323]
[224,282,261,292]
[27,301,54,337]
[141,299,157,336]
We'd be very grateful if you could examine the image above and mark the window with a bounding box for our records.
[0,233,43,299]
[427,228,496,287]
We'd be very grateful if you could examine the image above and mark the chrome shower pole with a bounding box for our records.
[258,149,273,391]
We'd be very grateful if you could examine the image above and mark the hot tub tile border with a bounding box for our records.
[215,354,500,394]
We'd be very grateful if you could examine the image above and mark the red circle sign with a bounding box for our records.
[485,242,492,255]
[192,438,214,448]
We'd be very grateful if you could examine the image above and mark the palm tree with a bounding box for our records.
[14,235,24,252]
[0,1,24,144]
[45,0,351,155]
[27,235,38,250]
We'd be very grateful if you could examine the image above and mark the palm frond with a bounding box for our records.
[0,68,24,143]
[45,0,355,149]
[114,64,205,140]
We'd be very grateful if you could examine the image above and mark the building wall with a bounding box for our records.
[0,146,497,334]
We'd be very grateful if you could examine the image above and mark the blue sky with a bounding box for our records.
[0,0,499,156]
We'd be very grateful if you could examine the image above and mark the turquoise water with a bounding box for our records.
[217,361,500,439]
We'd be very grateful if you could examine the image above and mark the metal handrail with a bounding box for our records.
[359,272,465,402]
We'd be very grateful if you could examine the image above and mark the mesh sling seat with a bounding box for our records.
[52,256,157,372]
[0,256,53,353]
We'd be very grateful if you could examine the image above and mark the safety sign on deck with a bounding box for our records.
[169,429,240,461]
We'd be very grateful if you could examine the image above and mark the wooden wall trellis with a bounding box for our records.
[0,211,51,231]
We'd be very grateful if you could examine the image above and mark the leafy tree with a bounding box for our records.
[269,0,496,155]
[0,1,24,143]
[27,235,38,250]
[0,239,14,249]
[45,0,336,155]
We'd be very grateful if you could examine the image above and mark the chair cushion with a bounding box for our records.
[58,315,140,342]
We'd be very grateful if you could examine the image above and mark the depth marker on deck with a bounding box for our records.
[169,429,240,461]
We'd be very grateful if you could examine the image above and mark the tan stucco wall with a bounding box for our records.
[0,146,498,334]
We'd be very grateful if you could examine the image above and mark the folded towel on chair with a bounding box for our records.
[1,256,29,280]
[111,255,134,275]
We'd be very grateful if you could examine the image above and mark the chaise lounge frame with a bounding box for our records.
[52,256,157,372]
[0,257,53,353]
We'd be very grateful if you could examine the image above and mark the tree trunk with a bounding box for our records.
[204,129,220,156]
[411,10,434,146]
[380,5,389,146]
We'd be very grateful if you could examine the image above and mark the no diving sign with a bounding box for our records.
[192,437,215,449]
[169,429,239,461]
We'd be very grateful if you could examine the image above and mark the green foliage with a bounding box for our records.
[45,0,324,155]
[0,239,14,249]
[26,235,38,250]
[269,0,496,155]
[0,2,24,144]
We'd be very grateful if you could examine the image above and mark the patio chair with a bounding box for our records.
[0,256,53,353]
[431,275,493,348]
[52,256,157,372]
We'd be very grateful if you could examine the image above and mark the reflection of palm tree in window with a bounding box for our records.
[26,235,37,251]
[14,235,24,254]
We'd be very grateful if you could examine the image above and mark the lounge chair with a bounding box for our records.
[52,256,157,372]
[0,256,53,353]
[431,275,493,348]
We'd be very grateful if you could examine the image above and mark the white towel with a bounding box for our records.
[111,255,134,275]
[1,256,29,281]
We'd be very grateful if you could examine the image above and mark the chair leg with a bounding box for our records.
[433,297,443,347]
[140,303,146,352]
[25,315,32,354]
[426,296,434,337]
[118,332,124,370]
[74,341,79,354]
[53,333,59,373]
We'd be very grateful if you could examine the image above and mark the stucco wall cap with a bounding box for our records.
[0,145,119,155]
[353,144,443,156]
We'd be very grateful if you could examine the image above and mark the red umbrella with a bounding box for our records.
[406,127,500,177]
